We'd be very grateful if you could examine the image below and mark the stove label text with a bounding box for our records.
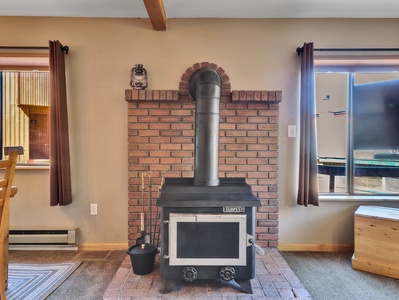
[223,206,245,213]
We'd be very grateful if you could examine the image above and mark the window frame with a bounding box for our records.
[0,51,50,166]
[315,54,399,200]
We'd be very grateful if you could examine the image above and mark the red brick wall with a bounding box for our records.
[126,62,281,248]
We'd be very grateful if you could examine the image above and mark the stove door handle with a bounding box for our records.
[247,235,265,256]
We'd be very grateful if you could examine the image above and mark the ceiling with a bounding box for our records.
[1,0,399,19]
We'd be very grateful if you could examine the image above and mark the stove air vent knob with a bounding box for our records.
[220,266,235,281]
[181,266,198,282]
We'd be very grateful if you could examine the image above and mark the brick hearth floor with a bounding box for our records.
[103,248,311,300]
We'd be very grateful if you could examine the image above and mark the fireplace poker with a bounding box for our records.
[141,172,145,232]
[153,170,165,248]
[147,171,152,244]
[137,172,150,245]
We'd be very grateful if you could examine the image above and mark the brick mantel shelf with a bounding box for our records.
[125,88,282,103]
[126,62,281,248]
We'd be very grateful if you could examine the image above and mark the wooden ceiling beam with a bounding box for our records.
[143,0,167,31]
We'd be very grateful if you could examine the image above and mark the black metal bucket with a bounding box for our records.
[127,243,158,275]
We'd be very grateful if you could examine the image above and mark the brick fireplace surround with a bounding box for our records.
[125,62,282,248]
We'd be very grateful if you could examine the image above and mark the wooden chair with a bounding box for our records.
[0,152,18,300]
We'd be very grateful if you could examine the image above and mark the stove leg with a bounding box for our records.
[234,279,253,294]
[160,279,179,294]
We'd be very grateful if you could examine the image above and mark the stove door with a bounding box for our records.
[169,213,247,266]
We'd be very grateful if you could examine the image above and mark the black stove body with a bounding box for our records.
[155,67,261,293]
[156,177,261,293]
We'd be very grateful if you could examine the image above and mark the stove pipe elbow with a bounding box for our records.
[189,68,222,187]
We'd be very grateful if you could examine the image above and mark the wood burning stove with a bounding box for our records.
[157,178,260,293]
[156,67,261,293]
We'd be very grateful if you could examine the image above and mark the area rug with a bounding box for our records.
[6,262,82,300]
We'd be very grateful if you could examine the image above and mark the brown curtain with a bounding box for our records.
[49,40,72,206]
[297,42,319,206]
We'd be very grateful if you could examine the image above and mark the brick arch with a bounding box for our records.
[179,62,231,97]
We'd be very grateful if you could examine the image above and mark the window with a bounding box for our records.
[0,52,49,164]
[315,54,399,196]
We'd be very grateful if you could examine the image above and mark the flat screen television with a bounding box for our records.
[353,78,399,155]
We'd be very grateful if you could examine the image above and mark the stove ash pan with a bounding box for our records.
[156,178,261,294]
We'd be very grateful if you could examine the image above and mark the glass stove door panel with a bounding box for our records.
[177,222,239,258]
[168,213,247,266]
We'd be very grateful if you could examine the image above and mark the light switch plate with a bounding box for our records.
[288,125,296,138]
[91,204,98,215]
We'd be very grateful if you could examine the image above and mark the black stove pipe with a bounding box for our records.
[189,68,222,187]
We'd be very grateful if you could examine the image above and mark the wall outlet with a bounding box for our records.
[288,125,296,138]
[91,204,98,215]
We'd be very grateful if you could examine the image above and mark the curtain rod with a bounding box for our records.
[0,45,69,54]
[296,47,399,56]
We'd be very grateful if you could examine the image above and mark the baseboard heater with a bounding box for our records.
[9,228,78,250]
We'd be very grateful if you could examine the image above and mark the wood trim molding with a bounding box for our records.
[143,0,167,31]
[78,243,128,251]
[278,244,354,252]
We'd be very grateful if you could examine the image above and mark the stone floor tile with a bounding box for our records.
[161,295,179,300]
[102,288,119,300]
[103,248,311,300]
[278,288,295,299]
[263,287,280,297]
[260,274,287,283]
[273,281,291,289]
[281,269,297,278]
[140,295,163,299]
[292,287,311,298]
[136,279,152,290]
[282,275,301,285]
[119,288,139,298]
[205,295,224,300]
[122,281,139,289]
[251,287,266,297]
[105,281,123,290]
[288,281,306,289]
[235,294,253,300]
[265,264,282,275]
[250,277,262,289]
[116,267,130,276]
[221,294,238,300]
